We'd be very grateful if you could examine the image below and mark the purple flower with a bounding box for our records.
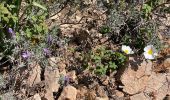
[47,35,52,45]
[8,28,16,38]
[21,50,31,59]
[64,76,70,85]
[43,48,51,56]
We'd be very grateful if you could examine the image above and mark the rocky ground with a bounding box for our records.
[0,1,170,100]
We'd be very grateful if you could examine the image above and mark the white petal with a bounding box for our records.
[121,45,127,51]
[121,45,134,54]
[130,50,134,54]
[128,47,134,54]
[154,53,158,56]
[148,55,154,59]
[144,52,154,59]
[126,46,131,50]
[144,45,152,52]
[144,52,148,57]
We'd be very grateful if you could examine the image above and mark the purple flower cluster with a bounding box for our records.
[8,28,16,38]
[21,50,31,59]
[47,35,52,45]
[20,34,53,60]
[64,76,70,86]
[43,48,51,56]
[43,34,53,57]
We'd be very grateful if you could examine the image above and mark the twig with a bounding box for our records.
[48,0,69,18]
[151,2,170,12]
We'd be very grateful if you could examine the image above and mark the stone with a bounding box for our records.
[144,73,170,100]
[58,62,66,72]
[121,60,152,94]
[67,70,76,82]
[75,10,83,22]
[48,57,60,67]
[27,63,41,86]
[44,67,60,100]
[58,85,77,100]
[87,91,96,100]
[102,76,109,86]
[115,90,124,98]
[99,75,109,86]
[96,85,108,98]
[155,82,170,100]
[154,57,170,72]
[123,75,149,95]
[76,86,88,99]
[121,56,170,99]
[130,93,150,100]
[0,92,16,100]
[33,93,41,100]
[164,58,170,69]
[145,73,167,92]
[96,97,109,100]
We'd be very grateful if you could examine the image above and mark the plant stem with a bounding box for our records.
[16,0,22,32]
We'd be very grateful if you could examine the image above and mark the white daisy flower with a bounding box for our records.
[144,45,158,60]
[121,45,134,54]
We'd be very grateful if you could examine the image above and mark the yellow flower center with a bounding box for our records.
[148,49,153,55]
[124,50,129,54]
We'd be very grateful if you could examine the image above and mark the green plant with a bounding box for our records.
[142,3,152,19]
[0,0,49,64]
[18,0,48,40]
[0,1,58,95]
[104,1,163,54]
[141,0,169,19]
[83,47,127,75]
[99,26,112,34]
[0,2,18,61]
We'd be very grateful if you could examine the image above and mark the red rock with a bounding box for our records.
[59,85,77,100]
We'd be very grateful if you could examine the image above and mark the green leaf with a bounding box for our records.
[93,55,101,60]
[8,5,16,9]
[35,24,42,33]
[11,16,18,23]
[31,16,37,22]
[95,65,108,75]
[109,62,117,70]
[32,2,47,11]
[2,16,9,22]
[16,32,20,41]
[0,5,10,14]
[142,4,152,14]
[26,28,32,38]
